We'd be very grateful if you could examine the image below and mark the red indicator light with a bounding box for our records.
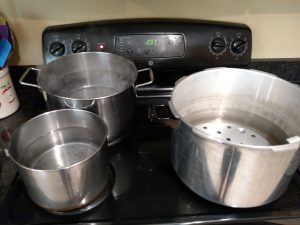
[96,42,106,51]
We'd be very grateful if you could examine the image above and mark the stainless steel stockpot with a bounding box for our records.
[169,68,300,208]
[19,52,153,145]
[9,109,110,212]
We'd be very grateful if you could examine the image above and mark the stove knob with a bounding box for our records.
[72,40,87,53]
[49,42,65,57]
[210,38,226,54]
[231,39,247,54]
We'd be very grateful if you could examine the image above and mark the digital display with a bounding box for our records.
[116,34,184,58]
[145,39,158,46]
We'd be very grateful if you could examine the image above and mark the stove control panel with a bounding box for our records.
[115,34,184,58]
[43,19,252,69]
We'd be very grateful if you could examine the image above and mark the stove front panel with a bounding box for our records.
[42,19,252,69]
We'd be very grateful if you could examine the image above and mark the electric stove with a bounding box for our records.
[1,19,300,225]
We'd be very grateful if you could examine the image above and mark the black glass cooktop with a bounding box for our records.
[1,109,300,225]
[2,67,300,224]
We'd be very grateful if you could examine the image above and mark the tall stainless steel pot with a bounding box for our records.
[19,52,153,145]
[169,68,300,208]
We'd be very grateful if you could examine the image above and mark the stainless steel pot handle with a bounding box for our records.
[269,136,300,152]
[148,104,180,129]
[148,104,173,121]
[135,68,154,97]
[135,68,178,98]
[19,67,41,88]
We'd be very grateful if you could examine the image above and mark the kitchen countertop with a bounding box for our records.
[1,60,300,207]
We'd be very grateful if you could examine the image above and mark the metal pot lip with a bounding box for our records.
[9,109,108,172]
[170,68,300,152]
[171,67,300,93]
[37,52,138,100]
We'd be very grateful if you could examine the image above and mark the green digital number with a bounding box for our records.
[145,39,157,46]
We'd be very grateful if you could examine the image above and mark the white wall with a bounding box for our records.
[1,0,300,65]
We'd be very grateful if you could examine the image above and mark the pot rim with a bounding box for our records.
[170,67,300,152]
[9,109,108,172]
[37,52,138,100]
